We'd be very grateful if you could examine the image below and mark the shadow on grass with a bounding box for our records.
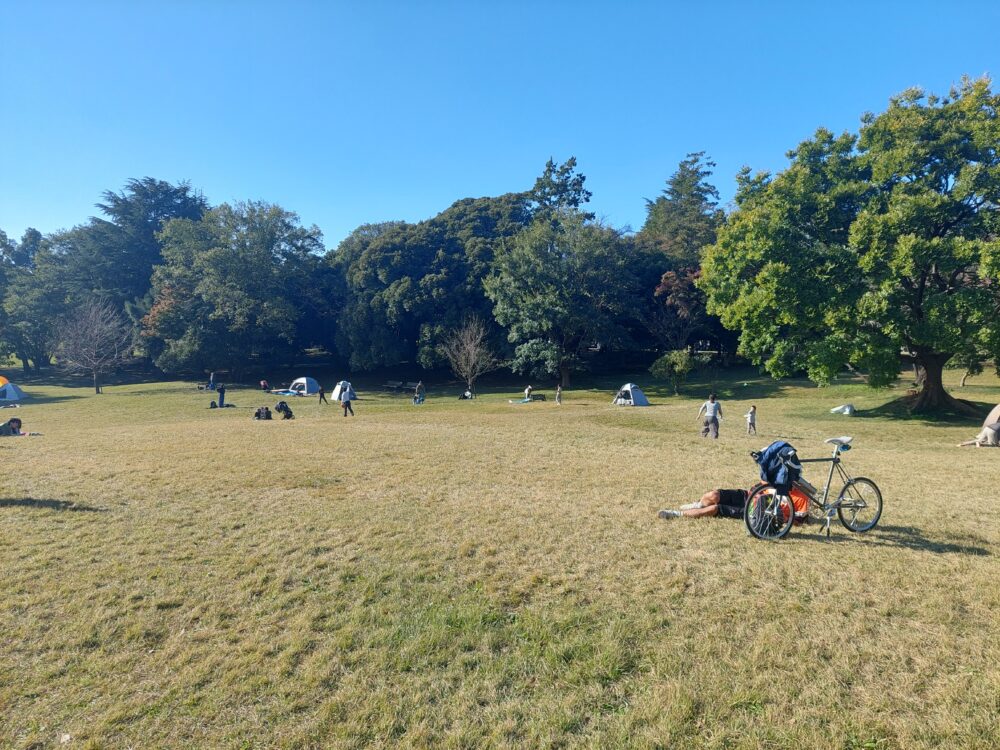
[0,497,107,513]
[792,523,990,556]
[854,398,995,425]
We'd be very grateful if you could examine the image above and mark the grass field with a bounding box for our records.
[2,368,999,749]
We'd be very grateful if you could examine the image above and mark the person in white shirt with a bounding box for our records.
[524,385,533,401]
[744,404,757,435]
[697,394,722,439]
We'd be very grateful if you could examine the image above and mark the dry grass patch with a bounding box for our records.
[1,372,999,748]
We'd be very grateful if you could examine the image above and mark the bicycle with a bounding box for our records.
[744,436,883,541]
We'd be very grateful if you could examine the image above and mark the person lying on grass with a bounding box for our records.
[658,483,810,521]
[0,418,39,436]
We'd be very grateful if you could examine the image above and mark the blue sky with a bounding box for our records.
[2,1,998,249]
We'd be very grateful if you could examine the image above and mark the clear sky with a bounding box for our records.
[2,1,999,249]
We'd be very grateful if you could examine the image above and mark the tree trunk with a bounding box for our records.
[960,369,970,388]
[94,372,102,394]
[910,352,977,415]
[559,363,571,388]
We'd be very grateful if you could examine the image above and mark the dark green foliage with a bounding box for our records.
[331,195,531,370]
[485,212,639,386]
[143,202,327,375]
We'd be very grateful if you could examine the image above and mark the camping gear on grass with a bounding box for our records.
[331,381,356,401]
[0,381,27,403]
[612,383,650,407]
[753,440,802,494]
[289,376,320,395]
[830,404,856,415]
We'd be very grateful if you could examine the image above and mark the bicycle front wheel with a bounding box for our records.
[837,477,882,532]
[744,484,795,541]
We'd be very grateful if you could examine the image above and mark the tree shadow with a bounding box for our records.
[0,497,107,512]
[854,397,995,425]
[789,523,990,556]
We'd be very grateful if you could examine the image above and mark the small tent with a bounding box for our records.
[0,382,26,403]
[289,376,320,395]
[331,380,356,401]
[612,383,650,407]
[983,403,1000,428]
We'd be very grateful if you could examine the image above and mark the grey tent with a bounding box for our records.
[984,403,1000,428]
[0,382,26,403]
[289,376,320,395]
[612,383,650,407]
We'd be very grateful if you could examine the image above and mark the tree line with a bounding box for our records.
[1,78,998,411]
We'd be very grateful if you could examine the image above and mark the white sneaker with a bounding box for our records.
[657,509,682,519]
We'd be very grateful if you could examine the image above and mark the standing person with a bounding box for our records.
[318,385,328,404]
[697,393,722,439]
[524,385,533,401]
[745,405,757,435]
[340,384,354,417]
[217,383,226,408]
[555,384,563,405]
[413,380,425,405]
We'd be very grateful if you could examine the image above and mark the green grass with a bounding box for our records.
[2,369,999,749]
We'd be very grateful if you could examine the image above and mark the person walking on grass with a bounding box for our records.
[340,385,354,417]
[745,405,757,435]
[318,385,328,405]
[555,383,562,405]
[697,393,722,438]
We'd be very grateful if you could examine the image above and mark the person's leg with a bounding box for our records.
[701,419,710,437]
[710,417,719,439]
[348,401,354,416]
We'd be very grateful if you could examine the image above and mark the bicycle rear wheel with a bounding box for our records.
[837,477,882,532]
[744,484,795,541]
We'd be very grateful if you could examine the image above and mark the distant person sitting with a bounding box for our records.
[275,401,294,420]
[458,388,473,400]
[253,406,273,420]
[260,379,270,391]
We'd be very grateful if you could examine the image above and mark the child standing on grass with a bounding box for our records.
[745,405,757,435]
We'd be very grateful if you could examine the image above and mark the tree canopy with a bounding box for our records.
[700,77,1000,412]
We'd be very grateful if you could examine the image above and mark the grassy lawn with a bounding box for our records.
[2,369,999,749]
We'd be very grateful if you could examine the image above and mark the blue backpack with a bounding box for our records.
[753,441,801,493]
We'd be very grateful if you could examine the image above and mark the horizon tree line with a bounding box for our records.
[1,77,998,413]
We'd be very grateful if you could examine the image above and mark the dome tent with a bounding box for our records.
[331,380,356,401]
[0,381,26,403]
[612,383,650,407]
[289,377,320,395]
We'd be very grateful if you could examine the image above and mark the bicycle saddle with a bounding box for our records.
[824,436,853,446]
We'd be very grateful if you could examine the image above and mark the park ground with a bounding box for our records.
[1,367,999,749]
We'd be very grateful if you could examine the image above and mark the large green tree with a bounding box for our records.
[144,202,326,375]
[700,78,1000,413]
[485,212,638,386]
[331,195,531,370]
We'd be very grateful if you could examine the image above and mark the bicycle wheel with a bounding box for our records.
[837,477,882,532]
[744,484,795,541]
